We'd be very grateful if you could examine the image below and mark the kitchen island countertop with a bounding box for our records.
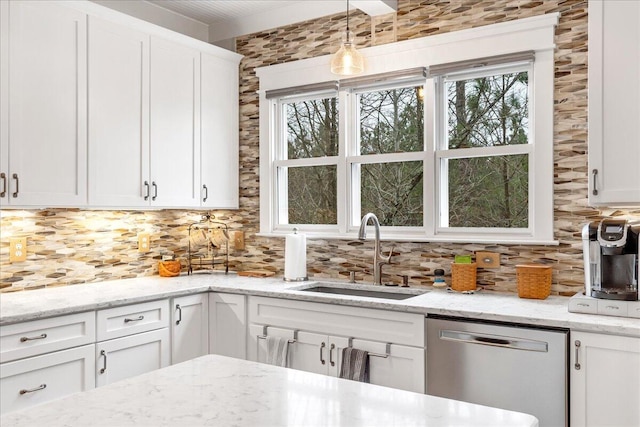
[0,354,539,427]
[1,274,638,337]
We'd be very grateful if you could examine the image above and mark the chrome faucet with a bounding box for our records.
[358,213,394,286]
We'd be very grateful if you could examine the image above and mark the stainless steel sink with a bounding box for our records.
[295,283,428,300]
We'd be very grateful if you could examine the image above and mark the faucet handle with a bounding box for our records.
[384,246,395,263]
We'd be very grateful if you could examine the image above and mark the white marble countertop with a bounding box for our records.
[1,274,638,337]
[0,354,539,427]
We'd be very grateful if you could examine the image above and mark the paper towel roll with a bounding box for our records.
[284,230,307,281]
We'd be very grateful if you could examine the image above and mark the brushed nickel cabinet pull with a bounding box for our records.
[19,384,46,395]
[175,304,182,325]
[152,181,158,201]
[100,350,107,374]
[20,333,47,342]
[0,172,6,197]
[124,315,144,323]
[592,169,598,196]
[144,181,150,201]
[12,173,18,198]
[202,184,208,203]
[574,340,581,370]
[320,342,326,365]
[330,343,336,367]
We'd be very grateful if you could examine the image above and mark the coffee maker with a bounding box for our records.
[582,219,640,301]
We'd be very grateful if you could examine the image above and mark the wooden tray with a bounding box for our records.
[237,270,276,278]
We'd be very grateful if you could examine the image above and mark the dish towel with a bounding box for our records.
[339,347,370,383]
[265,336,289,367]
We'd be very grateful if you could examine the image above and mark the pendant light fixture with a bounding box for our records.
[331,0,364,75]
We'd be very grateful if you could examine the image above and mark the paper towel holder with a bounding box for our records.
[283,228,308,282]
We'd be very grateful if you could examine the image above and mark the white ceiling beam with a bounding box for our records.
[352,0,397,16]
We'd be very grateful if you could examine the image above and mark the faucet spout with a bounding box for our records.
[358,213,393,285]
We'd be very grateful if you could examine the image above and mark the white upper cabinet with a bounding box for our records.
[200,53,239,208]
[0,1,241,210]
[149,37,201,208]
[1,1,87,207]
[588,0,640,206]
[88,17,150,207]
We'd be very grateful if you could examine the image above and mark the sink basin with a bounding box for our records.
[295,283,428,300]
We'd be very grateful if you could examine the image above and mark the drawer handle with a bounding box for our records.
[605,305,619,310]
[577,303,590,307]
[20,333,47,342]
[574,340,581,370]
[100,350,107,374]
[19,384,46,395]
[330,343,336,367]
[124,315,144,323]
[320,342,326,365]
[175,304,182,325]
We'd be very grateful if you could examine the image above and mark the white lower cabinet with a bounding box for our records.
[570,331,640,427]
[171,294,209,365]
[95,300,170,387]
[95,329,169,387]
[0,344,95,414]
[209,293,246,359]
[247,296,425,393]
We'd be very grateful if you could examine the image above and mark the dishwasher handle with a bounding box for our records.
[440,329,548,352]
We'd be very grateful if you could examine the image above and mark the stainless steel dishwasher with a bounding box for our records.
[427,315,568,427]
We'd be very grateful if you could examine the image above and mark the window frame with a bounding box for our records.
[257,14,559,244]
[434,62,534,239]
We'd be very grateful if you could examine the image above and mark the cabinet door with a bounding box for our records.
[88,17,149,207]
[349,338,425,393]
[95,328,170,387]
[171,294,208,365]
[200,53,239,208]
[588,0,640,205]
[209,293,246,359]
[5,1,87,207]
[288,331,329,375]
[0,344,95,415]
[149,37,200,207]
[570,331,640,427]
[0,1,8,198]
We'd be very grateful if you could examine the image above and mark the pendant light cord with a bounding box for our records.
[346,0,351,42]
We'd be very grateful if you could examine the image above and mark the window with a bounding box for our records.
[352,83,425,228]
[258,14,558,243]
[436,64,532,232]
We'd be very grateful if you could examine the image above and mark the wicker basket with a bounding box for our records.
[158,260,181,277]
[516,264,552,299]
[451,263,477,292]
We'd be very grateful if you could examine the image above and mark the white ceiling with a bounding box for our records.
[144,0,397,42]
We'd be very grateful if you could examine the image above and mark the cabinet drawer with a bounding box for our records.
[0,312,96,363]
[249,296,424,347]
[597,300,628,317]
[97,300,169,341]
[0,344,95,415]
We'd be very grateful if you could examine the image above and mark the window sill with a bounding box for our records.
[257,232,559,246]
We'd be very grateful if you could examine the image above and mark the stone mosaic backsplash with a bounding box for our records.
[2,0,640,295]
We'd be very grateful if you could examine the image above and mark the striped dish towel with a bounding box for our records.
[339,347,369,383]
[265,336,289,367]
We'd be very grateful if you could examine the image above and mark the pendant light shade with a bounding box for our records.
[331,1,364,75]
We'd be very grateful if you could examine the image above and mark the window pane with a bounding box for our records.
[447,71,528,149]
[287,166,337,224]
[359,86,424,155]
[447,154,528,228]
[360,161,423,226]
[285,97,338,159]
